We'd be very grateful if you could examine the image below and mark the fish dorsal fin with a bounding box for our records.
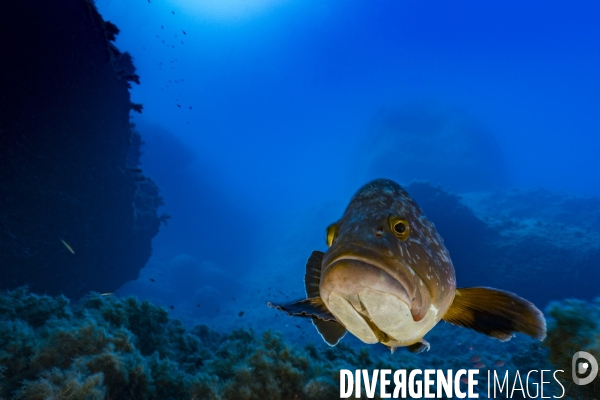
[305,250,325,298]
[442,287,547,341]
[312,318,347,346]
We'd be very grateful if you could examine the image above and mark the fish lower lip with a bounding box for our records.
[322,246,430,322]
[320,258,412,314]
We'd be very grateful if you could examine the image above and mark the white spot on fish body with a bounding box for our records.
[430,304,439,316]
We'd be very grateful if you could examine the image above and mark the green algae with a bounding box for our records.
[0,288,593,399]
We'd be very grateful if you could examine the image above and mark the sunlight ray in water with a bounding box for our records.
[167,0,287,20]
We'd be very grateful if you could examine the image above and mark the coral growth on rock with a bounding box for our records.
[545,298,600,399]
[0,287,574,399]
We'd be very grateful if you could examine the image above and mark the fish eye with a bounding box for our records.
[325,223,338,247]
[388,216,410,241]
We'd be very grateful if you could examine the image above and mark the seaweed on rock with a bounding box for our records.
[17,369,106,400]
[0,287,584,399]
[0,288,386,398]
[545,298,600,399]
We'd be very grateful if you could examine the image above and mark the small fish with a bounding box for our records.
[183,30,186,35]
[196,304,201,307]
[169,305,174,310]
[268,179,546,353]
[494,360,505,367]
[101,293,114,296]
[238,311,244,317]
[149,278,155,282]
[470,356,481,363]
[60,239,75,254]
[474,362,486,369]
[232,297,235,301]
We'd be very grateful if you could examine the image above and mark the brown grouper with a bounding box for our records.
[268,179,546,353]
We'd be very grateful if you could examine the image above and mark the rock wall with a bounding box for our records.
[0,0,163,298]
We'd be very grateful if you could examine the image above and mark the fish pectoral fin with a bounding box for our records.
[442,287,547,341]
[304,250,325,298]
[406,338,430,354]
[267,297,336,321]
[267,297,345,345]
[312,318,346,346]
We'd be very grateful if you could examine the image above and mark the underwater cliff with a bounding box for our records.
[0,0,164,298]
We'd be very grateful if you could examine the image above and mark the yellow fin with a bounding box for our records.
[442,287,546,341]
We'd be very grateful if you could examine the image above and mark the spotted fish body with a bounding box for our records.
[269,179,546,352]
[320,179,455,348]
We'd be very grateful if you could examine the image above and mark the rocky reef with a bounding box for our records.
[406,182,600,307]
[0,0,164,297]
[0,287,573,399]
[545,298,600,399]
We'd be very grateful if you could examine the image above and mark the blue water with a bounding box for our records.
[94,0,600,337]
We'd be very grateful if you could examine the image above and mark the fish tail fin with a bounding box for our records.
[442,287,546,341]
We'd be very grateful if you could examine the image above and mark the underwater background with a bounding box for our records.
[1,0,599,398]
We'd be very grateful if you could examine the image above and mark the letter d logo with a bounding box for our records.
[572,351,598,385]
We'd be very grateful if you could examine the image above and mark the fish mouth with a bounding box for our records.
[321,243,431,324]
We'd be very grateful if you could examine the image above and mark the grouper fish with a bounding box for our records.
[268,179,546,353]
